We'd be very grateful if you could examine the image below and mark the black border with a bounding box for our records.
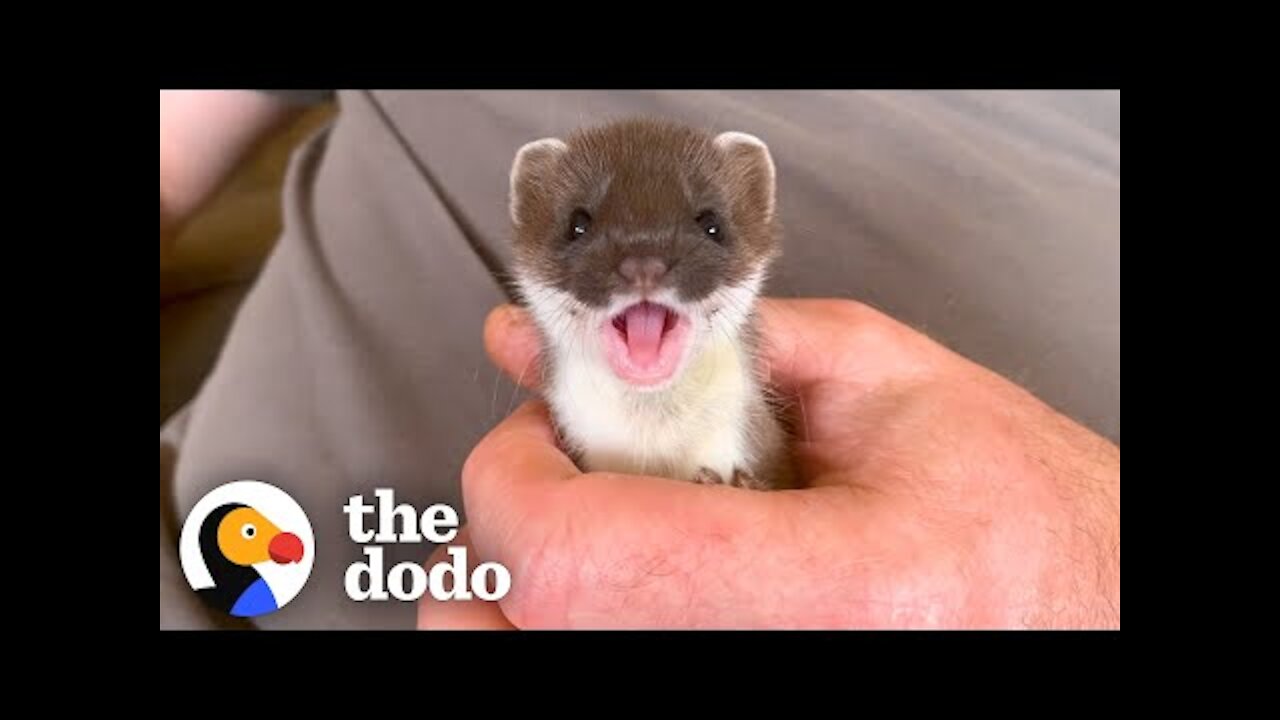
[159,19,1121,90]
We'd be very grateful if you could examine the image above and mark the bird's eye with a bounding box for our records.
[696,210,723,242]
[567,209,592,241]
[241,524,257,540]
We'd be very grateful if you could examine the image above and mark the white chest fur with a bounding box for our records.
[548,331,757,483]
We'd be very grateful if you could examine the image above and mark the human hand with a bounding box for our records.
[159,90,302,269]
[419,298,1120,629]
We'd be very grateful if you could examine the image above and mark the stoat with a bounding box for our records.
[506,118,792,490]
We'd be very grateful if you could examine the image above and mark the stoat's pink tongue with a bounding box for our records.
[603,302,689,386]
[625,302,667,366]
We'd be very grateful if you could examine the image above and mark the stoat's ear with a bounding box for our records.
[713,131,777,222]
[509,137,569,227]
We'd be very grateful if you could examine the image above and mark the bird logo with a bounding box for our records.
[178,480,314,619]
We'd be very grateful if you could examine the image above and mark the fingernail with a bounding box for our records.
[496,304,529,329]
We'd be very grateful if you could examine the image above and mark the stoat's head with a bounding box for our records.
[508,118,781,390]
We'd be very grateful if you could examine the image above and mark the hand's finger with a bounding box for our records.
[461,399,579,564]
[463,399,578,500]
[496,479,889,629]
[755,298,936,395]
[484,304,544,392]
[417,527,517,630]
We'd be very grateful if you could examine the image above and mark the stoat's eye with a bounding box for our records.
[241,523,257,540]
[567,209,592,241]
[696,210,723,242]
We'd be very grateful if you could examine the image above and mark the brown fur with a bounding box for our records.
[508,118,795,490]
[510,118,780,307]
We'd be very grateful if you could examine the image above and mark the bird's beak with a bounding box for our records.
[268,532,304,564]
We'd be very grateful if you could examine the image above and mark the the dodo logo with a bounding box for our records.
[179,480,314,618]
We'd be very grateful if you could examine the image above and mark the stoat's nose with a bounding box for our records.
[618,256,668,293]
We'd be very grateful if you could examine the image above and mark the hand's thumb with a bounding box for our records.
[484,304,544,391]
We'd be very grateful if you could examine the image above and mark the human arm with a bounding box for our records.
[159,90,310,262]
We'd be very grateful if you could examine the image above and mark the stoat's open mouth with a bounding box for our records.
[602,301,691,386]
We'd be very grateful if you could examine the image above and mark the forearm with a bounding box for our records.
[1014,383,1121,628]
[1074,445,1120,627]
[159,90,304,232]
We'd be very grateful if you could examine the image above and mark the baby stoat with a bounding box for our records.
[506,117,792,490]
